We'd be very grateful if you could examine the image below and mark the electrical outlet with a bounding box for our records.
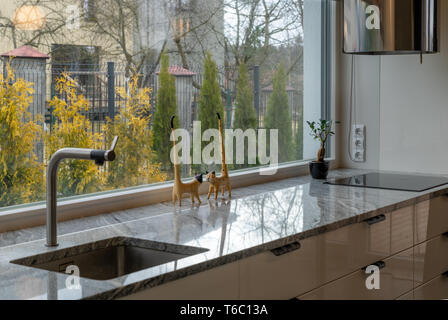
[352,125,366,163]
[353,125,365,138]
[354,150,365,162]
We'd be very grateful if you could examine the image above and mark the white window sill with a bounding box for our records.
[0,159,337,233]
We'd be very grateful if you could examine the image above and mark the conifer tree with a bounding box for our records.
[264,63,293,163]
[232,62,257,168]
[198,53,224,136]
[233,62,257,131]
[196,53,224,170]
[152,53,179,172]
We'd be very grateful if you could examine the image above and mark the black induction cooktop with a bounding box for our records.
[325,173,448,192]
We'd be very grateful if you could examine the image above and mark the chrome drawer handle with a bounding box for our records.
[364,214,386,225]
[363,261,386,271]
[271,241,301,256]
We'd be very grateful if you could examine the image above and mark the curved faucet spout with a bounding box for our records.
[46,137,119,247]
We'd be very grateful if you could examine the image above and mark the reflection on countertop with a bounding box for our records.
[0,168,447,300]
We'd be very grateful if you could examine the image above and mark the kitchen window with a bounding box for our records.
[0,0,335,218]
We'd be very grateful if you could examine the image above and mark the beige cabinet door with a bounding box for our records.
[397,291,414,300]
[413,274,448,300]
[298,248,414,300]
[355,206,413,268]
[239,236,322,299]
[239,207,413,300]
[415,197,448,243]
[119,262,239,300]
[414,234,448,286]
[318,207,413,285]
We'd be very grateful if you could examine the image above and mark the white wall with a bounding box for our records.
[338,0,448,175]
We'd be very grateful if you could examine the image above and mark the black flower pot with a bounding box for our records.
[309,161,329,180]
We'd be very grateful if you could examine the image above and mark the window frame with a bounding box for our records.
[0,0,337,232]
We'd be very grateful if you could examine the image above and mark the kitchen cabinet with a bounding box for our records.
[412,274,448,300]
[415,197,448,243]
[239,236,322,299]
[239,206,413,299]
[298,248,414,300]
[398,274,448,300]
[414,234,448,286]
[119,196,448,300]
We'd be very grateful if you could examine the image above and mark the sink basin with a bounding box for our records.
[11,237,208,281]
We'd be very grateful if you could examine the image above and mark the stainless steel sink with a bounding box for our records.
[11,237,208,281]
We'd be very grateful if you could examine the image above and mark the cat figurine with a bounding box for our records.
[206,113,231,200]
[171,116,203,206]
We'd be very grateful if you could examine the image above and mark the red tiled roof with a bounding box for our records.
[157,65,196,76]
[1,45,49,59]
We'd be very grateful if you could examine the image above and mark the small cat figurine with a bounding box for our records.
[206,113,231,200]
[171,116,203,206]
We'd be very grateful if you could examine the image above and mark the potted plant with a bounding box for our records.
[307,119,338,180]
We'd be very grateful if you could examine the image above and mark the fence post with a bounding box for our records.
[107,62,115,120]
[253,65,260,128]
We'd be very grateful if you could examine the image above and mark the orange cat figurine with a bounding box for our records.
[171,116,203,206]
[206,113,231,200]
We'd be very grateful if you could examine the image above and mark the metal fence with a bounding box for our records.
[1,59,303,135]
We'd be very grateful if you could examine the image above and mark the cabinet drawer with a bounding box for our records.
[413,274,448,300]
[397,291,414,300]
[414,234,448,286]
[324,206,413,282]
[415,197,448,243]
[239,236,322,299]
[298,248,414,300]
[239,207,413,299]
[119,262,239,300]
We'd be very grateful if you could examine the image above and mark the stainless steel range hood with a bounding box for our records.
[344,0,439,55]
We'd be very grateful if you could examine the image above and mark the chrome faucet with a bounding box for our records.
[46,136,119,247]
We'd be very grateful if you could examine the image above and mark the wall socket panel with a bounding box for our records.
[352,124,366,163]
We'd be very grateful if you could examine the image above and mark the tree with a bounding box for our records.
[0,0,222,77]
[234,62,257,130]
[198,52,224,134]
[104,74,167,188]
[195,52,224,171]
[221,0,302,67]
[232,61,257,168]
[44,72,104,197]
[264,63,293,163]
[0,65,43,207]
[152,53,179,172]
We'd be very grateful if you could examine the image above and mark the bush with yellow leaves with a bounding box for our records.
[0,67,167,209]
[44,72,105,197]
[103,74,167,189]
[0,65,44,206]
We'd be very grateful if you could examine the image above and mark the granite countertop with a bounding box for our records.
[1,168,448,300]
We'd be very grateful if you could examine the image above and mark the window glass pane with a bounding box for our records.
[0,0,331,210]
